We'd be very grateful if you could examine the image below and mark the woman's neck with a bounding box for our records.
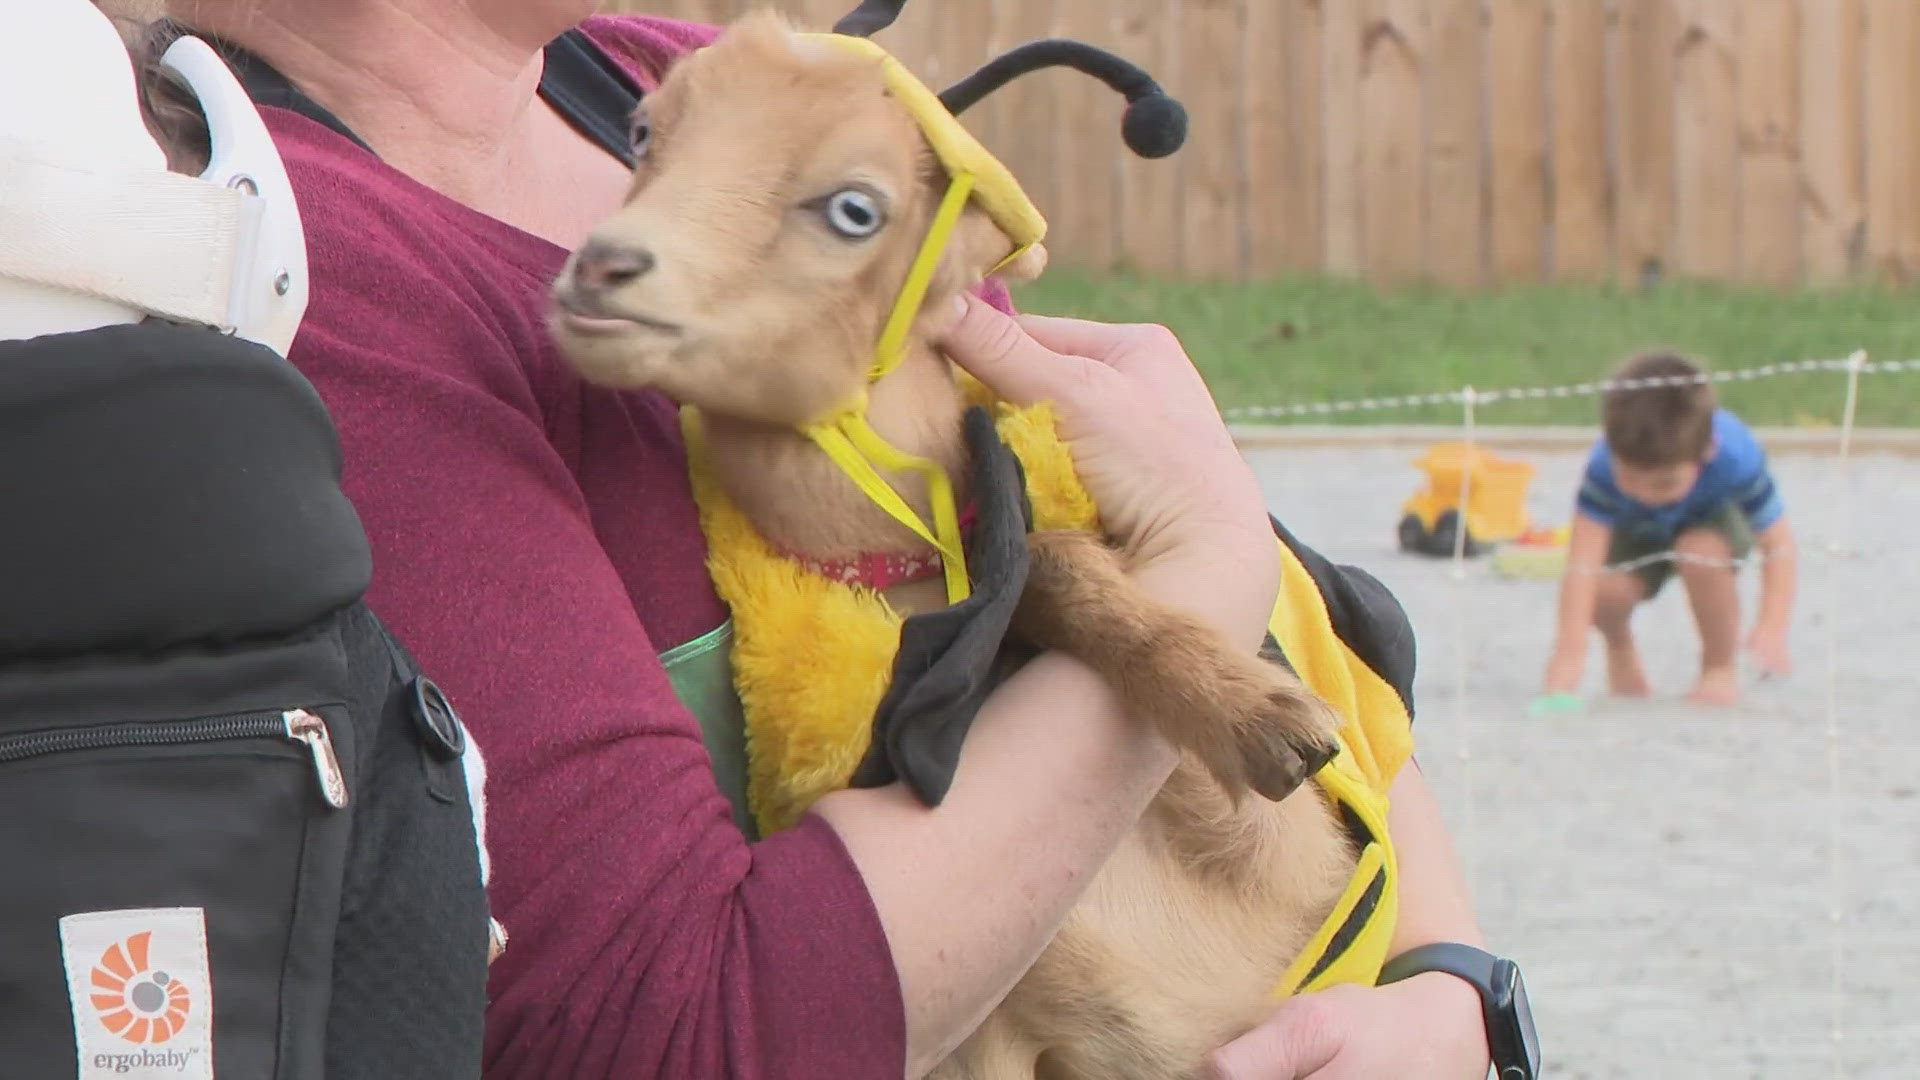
[173,0,629,246]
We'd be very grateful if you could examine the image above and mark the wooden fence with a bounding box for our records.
[617,1,1913,288]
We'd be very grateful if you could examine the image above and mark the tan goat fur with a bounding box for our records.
[550,12,1359,1078]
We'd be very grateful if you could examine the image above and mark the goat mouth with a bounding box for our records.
[553,296,683,338]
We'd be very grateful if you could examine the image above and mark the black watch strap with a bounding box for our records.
[1378,941,1498,986]
[1378,943,1540,1080]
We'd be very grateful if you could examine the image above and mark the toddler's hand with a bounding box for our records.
[1746,625,1792,678]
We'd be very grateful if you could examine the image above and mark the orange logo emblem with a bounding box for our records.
[88,931,193,1044]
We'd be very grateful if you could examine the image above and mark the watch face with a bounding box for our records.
[1508,964,1539,1071]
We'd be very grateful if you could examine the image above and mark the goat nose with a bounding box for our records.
[573,240,655,291]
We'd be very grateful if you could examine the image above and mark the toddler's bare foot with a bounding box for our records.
[1606,644,1651,698]
[1687,666,1740,706]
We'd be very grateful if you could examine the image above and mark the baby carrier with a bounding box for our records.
[0,8,492,1078]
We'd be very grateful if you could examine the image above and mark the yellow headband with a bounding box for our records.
[803,33,1046,264]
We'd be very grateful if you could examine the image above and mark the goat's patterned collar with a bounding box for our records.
[773,501,979,593]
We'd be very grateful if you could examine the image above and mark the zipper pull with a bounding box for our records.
[283,709,350,809]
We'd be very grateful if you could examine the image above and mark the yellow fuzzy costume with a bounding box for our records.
[681,393,1416,997]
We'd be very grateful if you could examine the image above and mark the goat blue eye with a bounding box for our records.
[825,189,884,238]
[630,117,651,155]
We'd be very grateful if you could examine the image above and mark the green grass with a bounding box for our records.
[1013,271,1920,427]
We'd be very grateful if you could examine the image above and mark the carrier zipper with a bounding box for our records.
[283,709,350,809]
[0,708,349,809]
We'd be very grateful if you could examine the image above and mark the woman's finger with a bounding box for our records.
[1201,996,1343,1080]
[1010,312,1155,364]
[936,294,1110,409]
[1013,314,1232,447]
[1016,313,1217,403]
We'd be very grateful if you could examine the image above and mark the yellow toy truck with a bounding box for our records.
[1396,442,1535,557]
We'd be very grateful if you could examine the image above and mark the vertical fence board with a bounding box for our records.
[1180,0,1246,278]
[1799,0,1864,283]
[1551,1,1614,279]
[993,0,1062,243]
[889,0,936,78]
[927,1,993,108]
[1044,4,1117,269]
[1424,0,1486,287]
[1359,0,1429,282]
[1114,0,1184,273]
[790,0,847,31]
[1864,0,1920,282]
[1735,0,1802,286]
[1673,0,1740,279]
[1610,0,1678,285]
[691,0,740,24]
[1323,0,1364,275]
[1487,0,1548,282]
[1246,0,1325,274]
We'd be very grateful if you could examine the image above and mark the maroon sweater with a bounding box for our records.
[262,15,1012,1078]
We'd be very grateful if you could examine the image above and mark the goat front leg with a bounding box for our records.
[1012,531,1340,803]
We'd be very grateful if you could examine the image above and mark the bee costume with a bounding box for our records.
[676,0,1420,1000]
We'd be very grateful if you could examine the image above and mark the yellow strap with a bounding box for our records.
[804,414,972,604]
[1271,839,1389,997]
[799,169,982,605]
[870,171,976,381]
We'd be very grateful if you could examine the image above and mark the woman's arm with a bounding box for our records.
[819,655,1174,1072]
[1384,761,1484,954]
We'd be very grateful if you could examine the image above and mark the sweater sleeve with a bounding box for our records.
[278,143,903,1080]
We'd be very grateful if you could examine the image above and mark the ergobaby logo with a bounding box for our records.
[60,909,214,1079]
[90,931,194,1043]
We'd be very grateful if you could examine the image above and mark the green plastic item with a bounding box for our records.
[1526,691,1585,717]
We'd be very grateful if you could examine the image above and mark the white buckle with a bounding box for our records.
[161,35,308,357]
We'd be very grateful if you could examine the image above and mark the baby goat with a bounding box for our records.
[551,11,1360,1078]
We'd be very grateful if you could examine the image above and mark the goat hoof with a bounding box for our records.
[1235,688,1342,803]
[1243,732,1340,803]
[1238,736,1333,803]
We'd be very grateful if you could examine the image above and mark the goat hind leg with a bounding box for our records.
[1013,531,1339,802]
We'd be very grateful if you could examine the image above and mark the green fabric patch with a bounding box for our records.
[661,620,757,839]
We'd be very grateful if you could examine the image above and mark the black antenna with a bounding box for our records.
[938,40,1188,159]
[833,0,906,37]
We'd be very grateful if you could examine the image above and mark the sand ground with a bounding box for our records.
[1242,442,1919,1079]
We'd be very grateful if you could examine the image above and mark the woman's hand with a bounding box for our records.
[937,296,1279,644]
[1202,974,1492,1079]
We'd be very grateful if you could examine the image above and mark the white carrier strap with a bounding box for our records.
[0,9,307,357]
[0,144,256,330]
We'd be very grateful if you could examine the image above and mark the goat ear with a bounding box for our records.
[931,203,1035,297]
[996,242,1048,283]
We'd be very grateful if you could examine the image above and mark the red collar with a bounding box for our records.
[777,501,979,592]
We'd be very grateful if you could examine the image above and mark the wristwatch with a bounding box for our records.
[1376,943,1540,1080]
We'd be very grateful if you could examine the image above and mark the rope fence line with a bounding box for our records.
[1222,350,1906,422]
[1236,350,1879,1075]
[1575,550,1755,575]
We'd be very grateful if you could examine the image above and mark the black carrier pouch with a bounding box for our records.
[0,324,487,1079]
